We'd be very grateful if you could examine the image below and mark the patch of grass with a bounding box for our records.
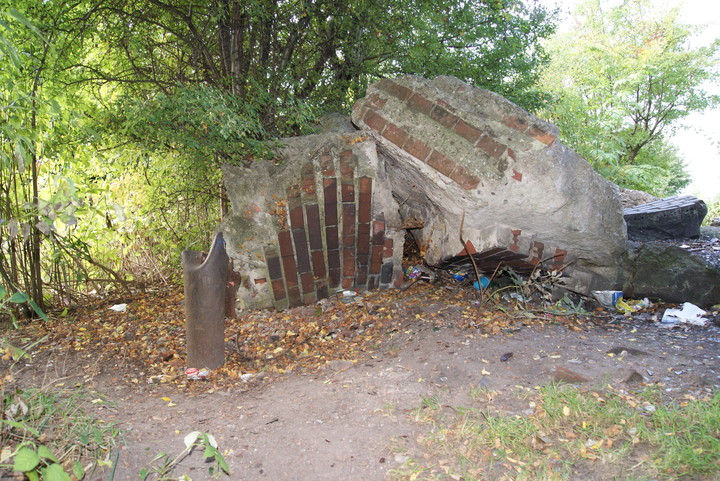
[1,338,121,480]
[1,386,121,478]
[390,384,720,481]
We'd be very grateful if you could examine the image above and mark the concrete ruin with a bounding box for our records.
[221,76,629,310]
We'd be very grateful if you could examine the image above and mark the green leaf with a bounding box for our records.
[216,453,230,474]
[72,461,85,479]
[183,431,201,448]
[37,445,58,463]
[2,419,41,437]
[7,9,46,40]
[40,463,72,481]
[8,292,29,303]
[28,300,49,322]
[0,284,6,298]
[13,446,40,472]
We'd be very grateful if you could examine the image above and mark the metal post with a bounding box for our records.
[182,232,228,369]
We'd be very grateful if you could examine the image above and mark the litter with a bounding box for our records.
[660,302,709,326]
[591,291,623,310]
[108,303,127,312]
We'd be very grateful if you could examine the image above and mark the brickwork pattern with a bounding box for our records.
[263,149,396,309]
[354,78,557,191]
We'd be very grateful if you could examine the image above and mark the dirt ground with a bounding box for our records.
[6,283,720,481]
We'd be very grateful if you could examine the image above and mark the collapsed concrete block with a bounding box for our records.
[351,75,627,294]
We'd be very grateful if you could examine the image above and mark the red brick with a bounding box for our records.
[372,220,385,236]
[328,268,341,288]
[509,229,521,252]
[529,241,545,265]
[271,279,286,301]
[356,266,368,287]
[342,277,354,289]
[327,248,340,269]
[292,229,311,273]
[342,248,356,277]
[476,134,506,158]
[342,204,356,236]
[450,166,481,190]
[282,256,299,287]
[311,250,327,278]
[382,122,410,148]
[326,226,339,250]
[359,176,372,194]
[358,224,371,255]
[454,120,483,144]
[526,125,557,146]
[289,206,304,229]
[407,93,434,115]
[404,135,432,162]
[456,240,477,256]
[384,238,394,258]
[306,204,322,249]
[339,155,354,181]
[553,248,568,269]
[302,174,316,196]
[363,110,387,132]
[378,79,413,101]
[369,245,383,274]
[300,271,314,293]
[429,104,459,128]
[358,192,371,224]
[323,180,338,226]
[502,115,529,132]
[367,93,387,109]
[278,230,294,257]
[287,286,302,307]
[341,181,355,202]
[427,150,458,178]
[511,169,523,182]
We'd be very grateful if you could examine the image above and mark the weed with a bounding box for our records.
[140,431,230,480]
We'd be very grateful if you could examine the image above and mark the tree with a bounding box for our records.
[1,0,559,311]
[539,0,719,195]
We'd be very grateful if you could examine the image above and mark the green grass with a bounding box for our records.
[1,385,121,479]
[390,384,720,481]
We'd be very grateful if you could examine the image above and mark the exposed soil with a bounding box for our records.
[5,283,720,481]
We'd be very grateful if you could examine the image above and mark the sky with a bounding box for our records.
[539,0,720,202]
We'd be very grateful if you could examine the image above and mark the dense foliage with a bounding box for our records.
[0,0,557,313]
[539,0,720,196]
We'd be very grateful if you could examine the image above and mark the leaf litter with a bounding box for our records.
[10,283,618,392]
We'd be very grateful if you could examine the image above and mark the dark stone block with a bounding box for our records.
[623,241,720,307]
[624,195,707,241]
[266,255,283,280]
[380,262,394,284]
